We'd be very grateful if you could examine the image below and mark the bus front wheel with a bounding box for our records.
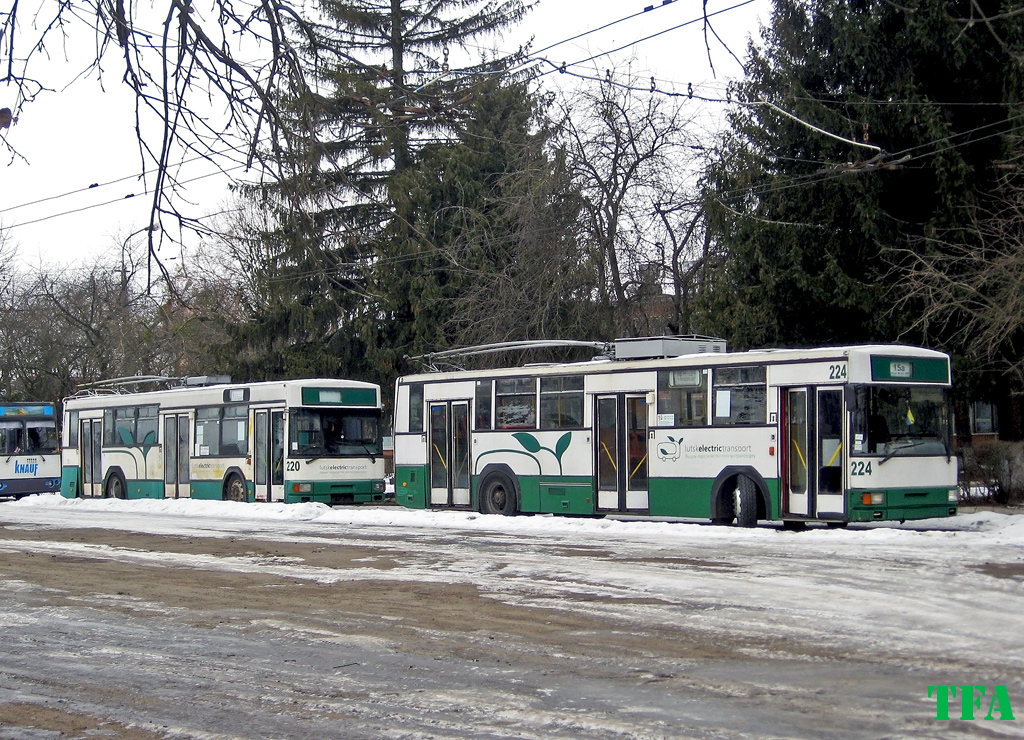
[735,475,758,528]
[224,474,248,503]
[479,471,517,516]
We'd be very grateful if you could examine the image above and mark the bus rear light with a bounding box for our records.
[861,492,884,506]
[292,483,312,493]
[948,489,959,502]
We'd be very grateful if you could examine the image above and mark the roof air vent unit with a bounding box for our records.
[184,375,232,387]
[613,336,727,360]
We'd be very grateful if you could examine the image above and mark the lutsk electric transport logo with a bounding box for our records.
[928,685,1015,721]
[656,436,755,462]
[657,436,682,462]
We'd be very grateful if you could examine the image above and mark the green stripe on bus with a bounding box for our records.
[870,356,949,383]
[125,479,164,499]
[301,387,378,406]
[189,479,252,501]
[61,466,80,498]
[396,465,429,508]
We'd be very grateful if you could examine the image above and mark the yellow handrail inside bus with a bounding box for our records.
[792,439,807,470]
[630,454,647,479]
[827,442,843,467]
[433,445,448,469]
[601,441,617,471]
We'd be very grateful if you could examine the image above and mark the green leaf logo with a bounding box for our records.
[554,432,571,462]
[512,432,542,453]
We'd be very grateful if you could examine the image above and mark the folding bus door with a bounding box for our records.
[253,409,285,502]
[163,413,191,498]
[783,387,845,519]
[814,388,845,516]
[79,418,103,497]
[429,401,471,507]
[595,394,649,513]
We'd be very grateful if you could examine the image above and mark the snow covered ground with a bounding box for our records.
[0,494,1022,738]
[4,494,1024,664]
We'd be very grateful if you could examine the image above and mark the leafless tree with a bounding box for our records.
[448,156,599,354]
[0,0,315,283]
[891,177,1024,384]
[556,69,707,337]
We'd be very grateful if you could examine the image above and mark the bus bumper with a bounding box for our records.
[284,479,387,505]
[847,486,959,522]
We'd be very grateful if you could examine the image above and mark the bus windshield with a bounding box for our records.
[850,385,950,458]
[290,409,381,458]
[0,420,59,454]
[27,421,59,453]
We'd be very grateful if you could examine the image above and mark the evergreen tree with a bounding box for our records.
[230,0,530,385]
[701,0,1024,349]
[364,76,598,375]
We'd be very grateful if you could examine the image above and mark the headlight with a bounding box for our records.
[948,489,959,502]
[292,483,312,493]
[861,492,884,506]
[372,480,385,492]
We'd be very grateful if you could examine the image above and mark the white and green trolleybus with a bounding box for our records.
[393,338,959,525]
[61,377,387,504]
[0,403,62,499]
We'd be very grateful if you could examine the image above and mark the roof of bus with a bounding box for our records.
[63,378,379,409]
[397,344,949,383]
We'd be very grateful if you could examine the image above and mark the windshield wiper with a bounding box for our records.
[878,439,930,466]
[302,445,329,463]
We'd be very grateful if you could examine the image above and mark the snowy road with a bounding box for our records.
[0,495,1021,738]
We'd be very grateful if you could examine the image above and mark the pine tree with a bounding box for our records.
[363,75,598,376]
[230,0,531,384]
[701,0,1023,349]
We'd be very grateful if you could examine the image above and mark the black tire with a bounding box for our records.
[782,520,807,532]
[224,473,248,503]
[478,471,517,516]
[736,475,758,528]
[105,471,127,500]
[826,521,848,529]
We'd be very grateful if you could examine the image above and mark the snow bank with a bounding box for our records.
[8,492,1024,545]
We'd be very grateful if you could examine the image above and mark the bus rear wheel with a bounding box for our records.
[479,471,517,516]
[224,474,248,503]
[104,471,127,500]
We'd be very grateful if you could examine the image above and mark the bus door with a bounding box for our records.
[782,387,845,518]
[429,401,470,507]
[163,413,191,498]
[254,409,285,502]
[595,394,649,512]
[79,418,103,497]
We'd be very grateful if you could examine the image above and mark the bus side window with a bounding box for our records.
[657,369,706,426]
[136,406,158,445]
[712,366,767,426]
[409,383,424,434]
[221,405,248,456]
[495,378,537,430]
[196,407,221,456]
[475,380,492,430]
[68,410,79,447]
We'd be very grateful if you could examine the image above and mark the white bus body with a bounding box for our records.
[61,379,386,504]
[394,344,958,525]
